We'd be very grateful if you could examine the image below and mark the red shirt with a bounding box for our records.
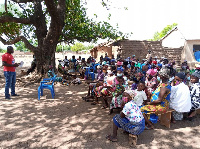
[2,53,15,72]
[152,60,157,65]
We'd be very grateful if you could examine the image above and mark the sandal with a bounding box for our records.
[185,117,193,121]
[145,125,154,130]
[108,109,113,115]
[91,102,97,105]
[106,135,117,142]
[171,120,176,124]
[101,105,108,109]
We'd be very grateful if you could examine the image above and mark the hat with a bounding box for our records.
[175,72,186,80]
[132,55,135,57]
[191,70,200,79]
[159,68,170,78]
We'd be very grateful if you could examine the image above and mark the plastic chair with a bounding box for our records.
[84,67,95,81]
[38,75,57,100]
[88,71,95,81]
[92,63,100,73]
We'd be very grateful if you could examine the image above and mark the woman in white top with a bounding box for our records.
[170,72,191,121]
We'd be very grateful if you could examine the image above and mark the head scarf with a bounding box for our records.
[125,89,135,98]
[117,61,123,66]
[191,70,200,79]
[102,61,107,65]
[117,67,124,72]
[159,68,170,78]
[175,72,186,80]
[146,69,156,76]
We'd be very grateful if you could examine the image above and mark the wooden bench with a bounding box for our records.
[159,109,174,128]
[147,109,174,128]
[129,134,137,147]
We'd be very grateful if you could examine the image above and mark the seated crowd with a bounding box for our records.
[61,54,200,142]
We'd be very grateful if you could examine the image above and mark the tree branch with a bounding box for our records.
[0,36,38,52]
[5,0,8,13]
[11,0,34,3]
[0,16,31,24]
[44,0,58,21]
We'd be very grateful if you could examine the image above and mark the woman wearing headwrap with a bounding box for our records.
[187,70,200,120]
[170,72,191,122]
[140,68,171,129]
[145,69,158,100]
[108,67,125,114]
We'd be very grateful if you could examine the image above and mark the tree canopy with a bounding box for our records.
[150,23,178,41]
[0,0,127,73]
[0,0,126,46]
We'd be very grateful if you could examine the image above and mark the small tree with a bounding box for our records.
[150,23,178,41]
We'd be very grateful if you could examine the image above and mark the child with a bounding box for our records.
[91,81,104,105]
[109,78,125,114]
[120,90,134,107]
[187,70,200,120]
[133,81,147,107]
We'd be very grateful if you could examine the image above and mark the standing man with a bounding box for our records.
[2,46,19,99]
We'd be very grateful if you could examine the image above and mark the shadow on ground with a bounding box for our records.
[0,81,200,148]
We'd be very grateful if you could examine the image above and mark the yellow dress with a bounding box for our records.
[141,83,171,115]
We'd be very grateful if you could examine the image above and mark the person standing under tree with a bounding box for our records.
[2,46,19,99]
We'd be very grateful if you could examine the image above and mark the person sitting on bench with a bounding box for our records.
[170,72,191,122]
[140,68,171,129]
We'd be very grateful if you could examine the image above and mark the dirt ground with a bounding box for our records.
[0,66,200,149]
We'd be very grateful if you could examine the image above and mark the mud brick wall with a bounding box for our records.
[91,40,183,65]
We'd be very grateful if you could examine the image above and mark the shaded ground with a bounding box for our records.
[0,68,200,149]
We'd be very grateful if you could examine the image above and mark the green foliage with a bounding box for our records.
[14,40,37,52]
[61,0,126,43]
[0,47,6,53]
[56,43,93,52]
[150,23,178,41]
[1,0,126,51]
[15,41,28,51]
[0,3,22,40]
[56,45,71,52]
[71,43,86,51]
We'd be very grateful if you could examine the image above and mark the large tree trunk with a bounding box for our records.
[35,43,57,75]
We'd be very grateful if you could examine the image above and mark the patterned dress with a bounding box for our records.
[113,100,145,135]
[145,77,158,99]
[190,83,200,110]
[110,84,124,110]
[141,83,171,115]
